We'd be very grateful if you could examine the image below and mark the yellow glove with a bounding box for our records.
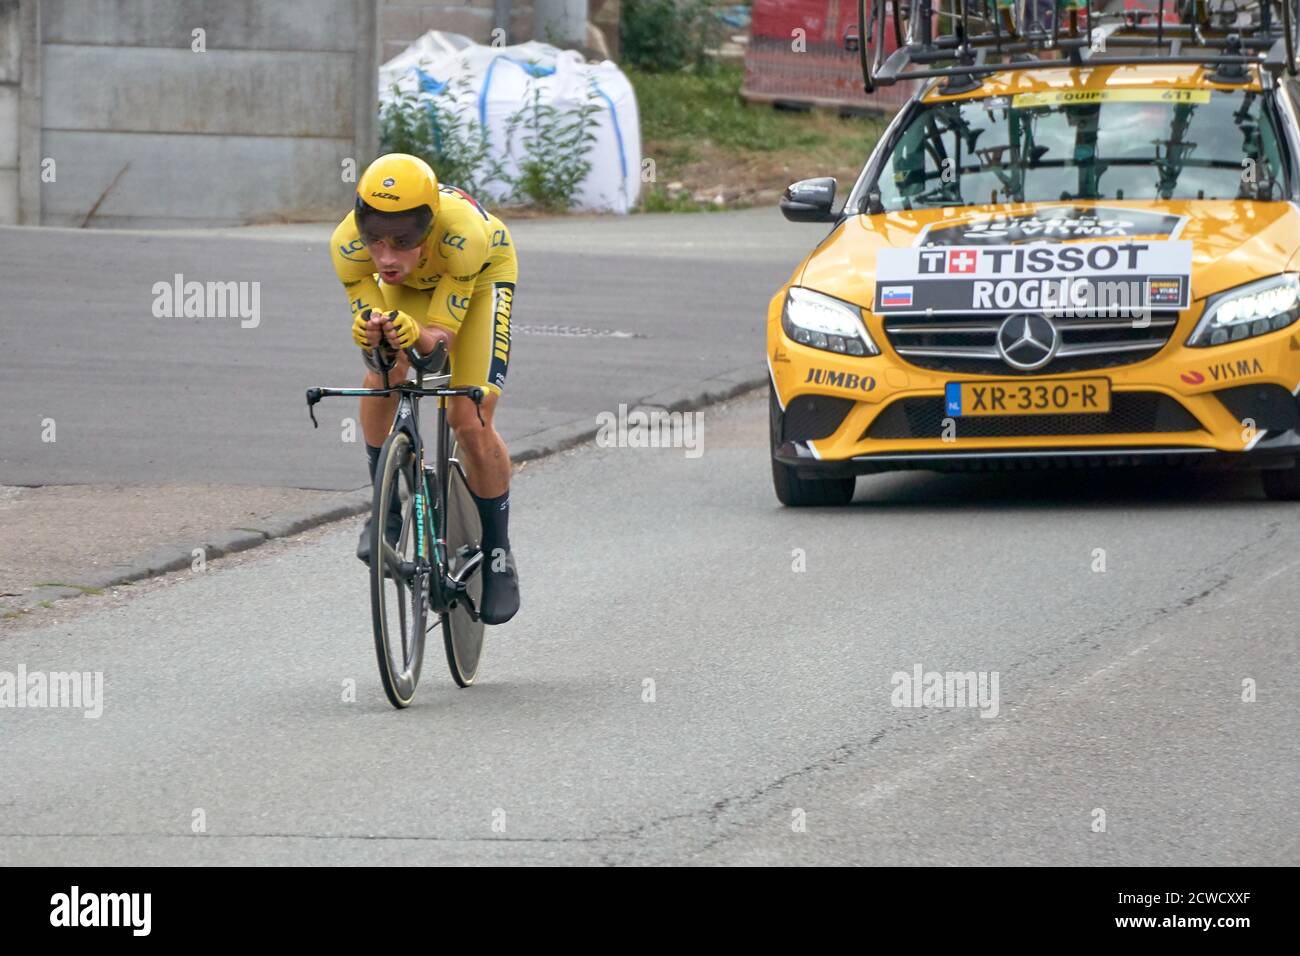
[382,309,422,350]
[351,308,377,350]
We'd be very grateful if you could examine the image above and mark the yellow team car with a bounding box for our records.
[768,0,1300,504]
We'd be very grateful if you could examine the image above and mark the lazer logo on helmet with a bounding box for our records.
[370,191,401,201]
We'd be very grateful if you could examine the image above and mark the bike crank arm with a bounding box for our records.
[442,548,485,620]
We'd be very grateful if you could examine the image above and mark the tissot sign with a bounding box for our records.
[873,240,1192,314]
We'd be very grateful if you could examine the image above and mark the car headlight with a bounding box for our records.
[781,287,879,356]
[1187,273,1300,347]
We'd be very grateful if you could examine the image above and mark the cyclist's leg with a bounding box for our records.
[446,278,512,495]
[446,262,518,623]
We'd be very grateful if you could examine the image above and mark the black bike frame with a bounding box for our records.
[306,346,486,617]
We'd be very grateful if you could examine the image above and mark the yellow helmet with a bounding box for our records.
[354,153,440,249]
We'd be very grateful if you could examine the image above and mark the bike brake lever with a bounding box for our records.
[470,387,486,427]
[306,388,322,428]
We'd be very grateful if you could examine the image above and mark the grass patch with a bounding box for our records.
[34,582,104,596]
[629,64,890,210]
[640,185,729,213]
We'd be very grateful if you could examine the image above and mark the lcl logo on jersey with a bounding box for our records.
[441,232,467,251]
[338,238,368,262]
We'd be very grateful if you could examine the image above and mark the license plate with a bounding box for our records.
[945,378,1111,417]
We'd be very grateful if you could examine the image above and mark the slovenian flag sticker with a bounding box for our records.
[945,382,962,417]
[881,285,913,308]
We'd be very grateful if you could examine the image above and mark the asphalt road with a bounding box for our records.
[0,210,817,490]
[2,392,1296,865]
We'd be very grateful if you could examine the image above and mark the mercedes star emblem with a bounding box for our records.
[996,312,1060,371]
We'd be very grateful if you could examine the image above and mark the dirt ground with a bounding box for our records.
[0,484,353,607]
[647,136,871,208]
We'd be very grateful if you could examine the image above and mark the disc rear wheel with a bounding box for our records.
[441,455,486,686]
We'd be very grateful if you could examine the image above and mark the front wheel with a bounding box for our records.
[1262,458,1300,500]
[371,430,430,708]
[769,382,857,507]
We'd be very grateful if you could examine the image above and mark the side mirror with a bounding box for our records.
[780,177,838,223]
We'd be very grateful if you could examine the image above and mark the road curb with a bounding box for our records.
[1,367,765,619]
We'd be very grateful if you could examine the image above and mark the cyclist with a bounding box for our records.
[330,153,520,625]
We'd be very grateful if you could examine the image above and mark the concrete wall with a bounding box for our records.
[0,1,23,223]
[6,0,379,228]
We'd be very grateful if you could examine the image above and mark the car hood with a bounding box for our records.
[798,200,1300,306]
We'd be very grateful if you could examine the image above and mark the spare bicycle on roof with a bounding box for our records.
[847,0,1300,93]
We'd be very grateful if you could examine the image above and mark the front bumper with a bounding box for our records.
[773,434,1300,478]
[768,298,1300,476]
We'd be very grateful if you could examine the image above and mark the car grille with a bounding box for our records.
[864,392,1204,439]
[1214,384,1300,434]
[882,311,1181,375]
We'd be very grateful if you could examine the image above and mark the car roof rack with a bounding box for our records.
[846,0,1300,94]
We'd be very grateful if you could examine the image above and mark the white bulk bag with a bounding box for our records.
[379,32,642,214]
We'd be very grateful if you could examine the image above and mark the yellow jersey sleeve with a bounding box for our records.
[330,213,385,319]
[424,203,491,332]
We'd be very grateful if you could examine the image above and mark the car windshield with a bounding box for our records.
[874,87,1287,210]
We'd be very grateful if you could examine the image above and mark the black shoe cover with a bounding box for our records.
[356,511,404,565]
[479,548,520,625]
